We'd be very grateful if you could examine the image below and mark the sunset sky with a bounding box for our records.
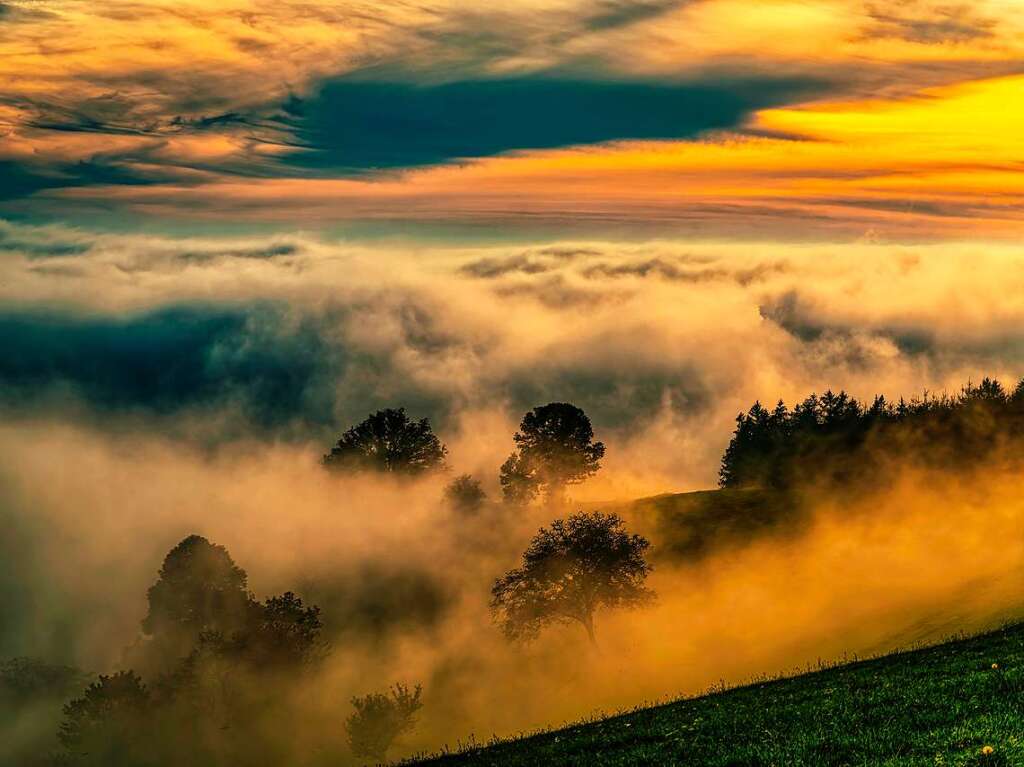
[2,0,1023,237]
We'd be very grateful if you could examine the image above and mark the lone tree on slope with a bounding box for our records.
[490,511,653,646]
[499,403,605,506]
[322,408,448,476]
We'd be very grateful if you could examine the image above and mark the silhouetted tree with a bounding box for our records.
[142,535,255,663]
[965,377,1006,402]
[240,591,326,669]
[499,403,605,505]
[345,683,423,763]
[443,474,487,514]
[491,511,653,645]
[323,408,448,476]
[58,671,154,766]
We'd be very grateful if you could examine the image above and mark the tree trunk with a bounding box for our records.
[545,479,567,509]
[581,613,598,649]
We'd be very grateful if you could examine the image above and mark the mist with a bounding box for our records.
[4,413,1024,763]
[3,223,1024,763]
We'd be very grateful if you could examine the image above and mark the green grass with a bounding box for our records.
[413,623,1024,766]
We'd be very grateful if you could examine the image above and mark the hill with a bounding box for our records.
[412,623,1024,766]
[593,487,798,561]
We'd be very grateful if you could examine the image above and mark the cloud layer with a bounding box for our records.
[3,221,1024,491]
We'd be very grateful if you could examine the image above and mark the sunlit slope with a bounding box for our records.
[414,622,1024,766]
[602,488,1010,648]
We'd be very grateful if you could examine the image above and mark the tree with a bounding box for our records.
[322,408,448,476]
[345,683,423,763]
[58,671,154,765]
[443,474,487,514]
[499,403,605,505]
[142,535,255,663]
[490,511,653,645]
[241,591,327,669]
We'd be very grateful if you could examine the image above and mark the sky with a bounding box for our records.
[2,0,1023,236]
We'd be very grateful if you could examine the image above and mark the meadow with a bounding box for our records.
[415,623,1024,766]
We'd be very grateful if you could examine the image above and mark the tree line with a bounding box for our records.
[719,377,1024,491]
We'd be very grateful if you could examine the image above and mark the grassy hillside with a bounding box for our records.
[596,487,799,561]
[413,623,1024,766]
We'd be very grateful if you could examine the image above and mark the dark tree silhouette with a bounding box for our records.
[241,591,326,669]
[499,403,605,505]
[58,671,153,765]
[142,535,255,661]
[345,683,423,763]
[491,511,653,645]
[443,474,487,514]
[322,408,448,476]
[719,376,1024,491]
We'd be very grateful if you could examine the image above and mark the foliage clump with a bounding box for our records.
[491,511,653,644]
[443,474,488,514]
[323,408,448,475]
[56,535,330,766]
[346,683,424,763]
[58,672,153,764]
[500,403,605,506]
[142,534,253,663]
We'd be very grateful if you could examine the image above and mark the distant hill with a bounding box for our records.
[413,622,1024,766]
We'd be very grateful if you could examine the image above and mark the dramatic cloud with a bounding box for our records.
[281,74,825,172]
[2,1,1023,235]
[2,222,1024,492]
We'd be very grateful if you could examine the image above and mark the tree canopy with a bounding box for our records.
[322,407,448,475]
[499,403,605,505]
[58,671,153,765]
[491,511,653,644]
[142,535,254,663]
